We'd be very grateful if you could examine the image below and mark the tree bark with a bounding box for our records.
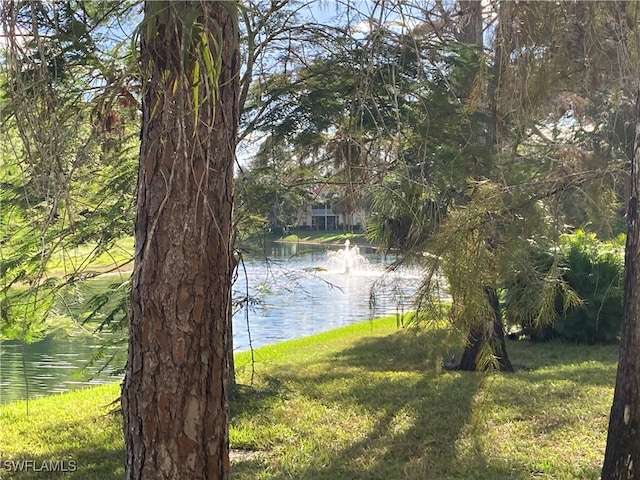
[457,0,483,46]
[601,88,640,480]
[122,2,239,479]
[458,325,483,371]
[458,287,514,372]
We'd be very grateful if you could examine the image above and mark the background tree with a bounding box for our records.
[601,87,640,480]
[121,1,239,478]
[444,1,634,368]
[601,2,640,477]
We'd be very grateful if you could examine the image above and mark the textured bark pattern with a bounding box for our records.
[457,0,483,46]
[601,89,640,480]
[122,2,238,479]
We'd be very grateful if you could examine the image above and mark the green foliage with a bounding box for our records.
[507,230,624,344]
[0,283,57,343]
[64,278,130,334]
[555,230,624,344]
[407,179,567,370]
[364,43,489,251]
[503,246,582,340]
[1,1,139,345]
[236,137,314,233]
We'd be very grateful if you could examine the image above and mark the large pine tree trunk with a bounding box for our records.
[601,89,640,480]
[122,2,239,479]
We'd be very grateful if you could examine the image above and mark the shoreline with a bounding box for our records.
[0,317,401,408]
[0,315,617,479]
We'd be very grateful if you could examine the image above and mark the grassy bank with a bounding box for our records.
[0,317,618,479]
[45,237,134,278]
[269,230,366,245]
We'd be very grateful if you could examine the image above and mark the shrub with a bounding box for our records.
[553,230,624,344]
[505,230,624,344]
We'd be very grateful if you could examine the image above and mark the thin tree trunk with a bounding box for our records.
[122,2,239,479]
[458,325,483,371]
[601,88,640,480]
[460,1,514,373]
[458,0,513,372]
[487,287,514,372]
[458,287,514,372]
[455,3,516,373]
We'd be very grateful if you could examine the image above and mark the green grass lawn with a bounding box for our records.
[0,317,617,479]
[46,233,363,274]
[46,237,134,278]
[271,230,367,245]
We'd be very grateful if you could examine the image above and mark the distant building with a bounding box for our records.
[297,200,365,231]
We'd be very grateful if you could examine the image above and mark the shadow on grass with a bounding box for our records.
[233,326,611,479]
[231,328,523,479]
[506,338,619,387]
[298,334,501,479]
[330,327,441,372]
[296,376,480,479]
[230,376,291,419]
[519,363,617,388]
[3,414,124,479]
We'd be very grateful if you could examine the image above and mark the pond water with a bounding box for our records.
[0,241,422,404]
[232,240,421,351]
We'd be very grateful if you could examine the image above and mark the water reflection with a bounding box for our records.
[0,332,124,404]
[1,241,421,404]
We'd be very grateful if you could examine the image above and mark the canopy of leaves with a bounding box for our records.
[2,1,639,373]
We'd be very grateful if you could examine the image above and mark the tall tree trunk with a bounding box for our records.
[601,88,640,480]
[457,0,483,46]
[458,325,483,371]
[122,2,239,479]
[455,2,514,372]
